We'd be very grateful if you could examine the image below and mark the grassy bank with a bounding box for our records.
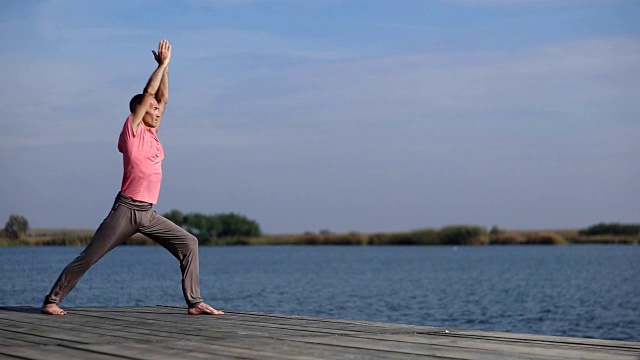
[1,225,638,246]
[0,229,157,246]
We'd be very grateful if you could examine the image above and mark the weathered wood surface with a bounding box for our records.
[0,306,638,360]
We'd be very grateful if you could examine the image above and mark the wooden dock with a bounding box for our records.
[0,306,638,360]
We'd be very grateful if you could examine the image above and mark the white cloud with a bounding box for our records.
[3,1,638,156]
[3,32,638,151]
[211,36,640,130]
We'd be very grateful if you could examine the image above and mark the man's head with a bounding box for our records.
[129,93,161,128]
[129,94,145,114]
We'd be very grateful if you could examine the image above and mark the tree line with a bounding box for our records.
[162,210,261,244]
[2,214,29,239]
[1,212,261,245]
[578,223,640,236]
[2,212,639,246]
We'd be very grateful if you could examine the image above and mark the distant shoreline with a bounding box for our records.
[1,227,638,246]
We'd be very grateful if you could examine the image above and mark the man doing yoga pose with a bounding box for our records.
[41,40,223,316]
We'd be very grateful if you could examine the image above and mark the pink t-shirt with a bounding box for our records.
[118,115,164,204]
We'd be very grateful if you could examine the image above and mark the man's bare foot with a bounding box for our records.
[41,304,66,315]
[187,302,224,315]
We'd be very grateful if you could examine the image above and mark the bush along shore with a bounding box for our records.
[1,223,638,246]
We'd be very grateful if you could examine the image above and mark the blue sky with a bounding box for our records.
[0,0,638,234]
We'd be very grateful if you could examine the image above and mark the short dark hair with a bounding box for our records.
[129,94,145,113]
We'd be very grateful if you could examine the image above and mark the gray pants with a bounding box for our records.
[44,192,203,308]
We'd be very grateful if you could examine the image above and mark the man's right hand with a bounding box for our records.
[152,39,171,66]
[135,39,171,133]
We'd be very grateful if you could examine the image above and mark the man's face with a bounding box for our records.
[142,98,160,128]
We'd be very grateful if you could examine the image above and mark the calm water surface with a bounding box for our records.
[1,245,638,341]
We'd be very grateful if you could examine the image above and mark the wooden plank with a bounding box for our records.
[0,329,84,346]
[69,311,366,339]
[0,318,136,339]
[0,345,128,360]
[0,312,230,347]
[178,316,366,336]
[445,332,640,353]
[347,333,640,360]
[216,314,431,334]
[24,306,420,338]
[0,355,25,360]
[0,319,136,345]
[285,335,588,360]
[1,321,235,349]
[203,337,449,360]
[449,329,640,350]
[208,309,436,333]
[49,312,230,340]
[137,341,327,360]
[72,314,362,335]
[162,306,437,334]
[66,343,237,360]
[72,307,437,341]
[0,317,207,344]
[0,336,38,347]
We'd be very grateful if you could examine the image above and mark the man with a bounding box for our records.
[41,40,223,316]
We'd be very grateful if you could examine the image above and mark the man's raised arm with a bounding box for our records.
[131,39,171,133]
[152,46,170,131]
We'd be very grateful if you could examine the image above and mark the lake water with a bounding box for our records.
[1,245,638,341]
